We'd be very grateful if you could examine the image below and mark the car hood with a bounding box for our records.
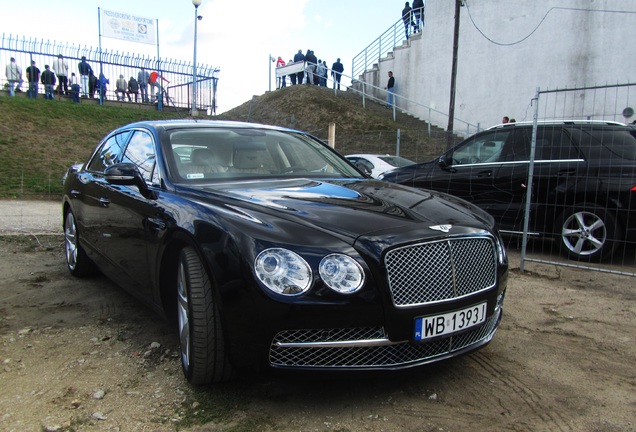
[379,160,436,184]
[186,178,494,243]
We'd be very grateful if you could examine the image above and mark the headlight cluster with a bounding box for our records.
[319,254,365,294]
[255,248,365,296]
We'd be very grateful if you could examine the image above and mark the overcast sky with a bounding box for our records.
[3,0,404,113]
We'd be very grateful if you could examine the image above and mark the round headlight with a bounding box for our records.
[255,248,312,295]
[319,254,365,294]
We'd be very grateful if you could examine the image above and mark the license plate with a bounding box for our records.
[414,302,487,341]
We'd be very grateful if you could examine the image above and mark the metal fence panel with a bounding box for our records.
[520,84,636,277]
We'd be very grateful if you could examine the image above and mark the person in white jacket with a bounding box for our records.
[5,57,22,97]
[115,74,127,101]
[53,54,69,95]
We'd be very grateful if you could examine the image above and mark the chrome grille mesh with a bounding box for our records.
[269,310,500,368]
[273,327,387,344]
[385,237,497,306]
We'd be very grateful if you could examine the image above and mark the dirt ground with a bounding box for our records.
[0,234,634,432]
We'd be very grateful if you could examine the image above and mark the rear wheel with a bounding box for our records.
[177,246,232,385]
[63,209,97,277]
[557,204,621,262]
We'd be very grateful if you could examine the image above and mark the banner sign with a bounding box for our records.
[100,9,157,45]
[276,62,305,78]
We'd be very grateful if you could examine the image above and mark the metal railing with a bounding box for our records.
[352,8,424,81]
[274,59,479,139]
[349,77,480,138]
[1,33,218,112]
[348,10,479,138]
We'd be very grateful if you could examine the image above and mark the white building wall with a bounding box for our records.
[363,0,636,133]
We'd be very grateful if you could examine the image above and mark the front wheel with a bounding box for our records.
[557,204,621,262]
[177,246,232,385]
[63,209,97,277]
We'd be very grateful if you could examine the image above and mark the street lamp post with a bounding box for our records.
[191,0,202,116]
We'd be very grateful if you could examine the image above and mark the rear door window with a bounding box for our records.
[534,128,581,160]
[588,129,636,160]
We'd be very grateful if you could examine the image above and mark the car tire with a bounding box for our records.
[63,209,97,277]
[557,204,621,262]
[177,246,232,385]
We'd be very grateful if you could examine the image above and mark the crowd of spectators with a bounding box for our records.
[4,55,167,105]
[275,49,345,90]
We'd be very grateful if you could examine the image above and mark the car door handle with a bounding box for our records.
[476,170,493,178]
[557,169,576,177]
[70,189,81,198]
[99,197,110,207]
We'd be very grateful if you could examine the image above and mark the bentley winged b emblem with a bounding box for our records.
[429,224,452,233]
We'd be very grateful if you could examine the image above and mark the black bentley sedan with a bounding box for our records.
[62,120,508,385]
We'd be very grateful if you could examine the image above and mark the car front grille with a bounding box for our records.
[385,237,497,307]
[269,308,501,368]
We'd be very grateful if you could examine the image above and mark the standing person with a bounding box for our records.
[289,59,297,85]
[331,58,344,90]
[26,61,41,98]
[412,0,424,32]
[305,49,317,85]
[115,74,127,101]
[98,72,109,100]
[53,54,69,95]
[5,57,22,97]
[127,76,139,102]
[293,49,305,85]
[138,67,150,103]
[502,116,510,124]
[88,70,97,98]
[69,73,80,103]
[316,60,326,87]
[321,61,329,86]
[276,56,286,89]
[385,71,395,108]
[77,56,92,98]
[40,64,56,100]
[402,2,413,40]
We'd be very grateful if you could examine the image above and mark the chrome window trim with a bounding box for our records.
[451,158,585,168]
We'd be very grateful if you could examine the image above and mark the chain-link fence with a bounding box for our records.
[519,83,636,276]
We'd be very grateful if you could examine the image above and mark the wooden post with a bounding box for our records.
[328,122,336,148]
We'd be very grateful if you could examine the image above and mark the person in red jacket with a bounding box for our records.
[149,71,169,103]
[275,56,286,89]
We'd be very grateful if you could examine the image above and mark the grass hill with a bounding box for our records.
[0,86,452,199]
[218,85,453,158]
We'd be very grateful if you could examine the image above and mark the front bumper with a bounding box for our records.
[269,291,505,370]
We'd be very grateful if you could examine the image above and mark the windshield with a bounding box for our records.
[167,128,362,182]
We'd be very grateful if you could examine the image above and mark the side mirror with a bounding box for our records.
[438,154,451,168]
[105,163,157,199]
[355,162,372,177]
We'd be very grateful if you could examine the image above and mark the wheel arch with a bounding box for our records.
[157,228,229,326]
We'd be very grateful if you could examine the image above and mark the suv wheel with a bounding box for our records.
[557,204,621,262]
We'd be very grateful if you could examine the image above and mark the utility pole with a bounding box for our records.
[446,0,462,149]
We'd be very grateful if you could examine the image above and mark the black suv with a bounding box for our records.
[379,121,636,262]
